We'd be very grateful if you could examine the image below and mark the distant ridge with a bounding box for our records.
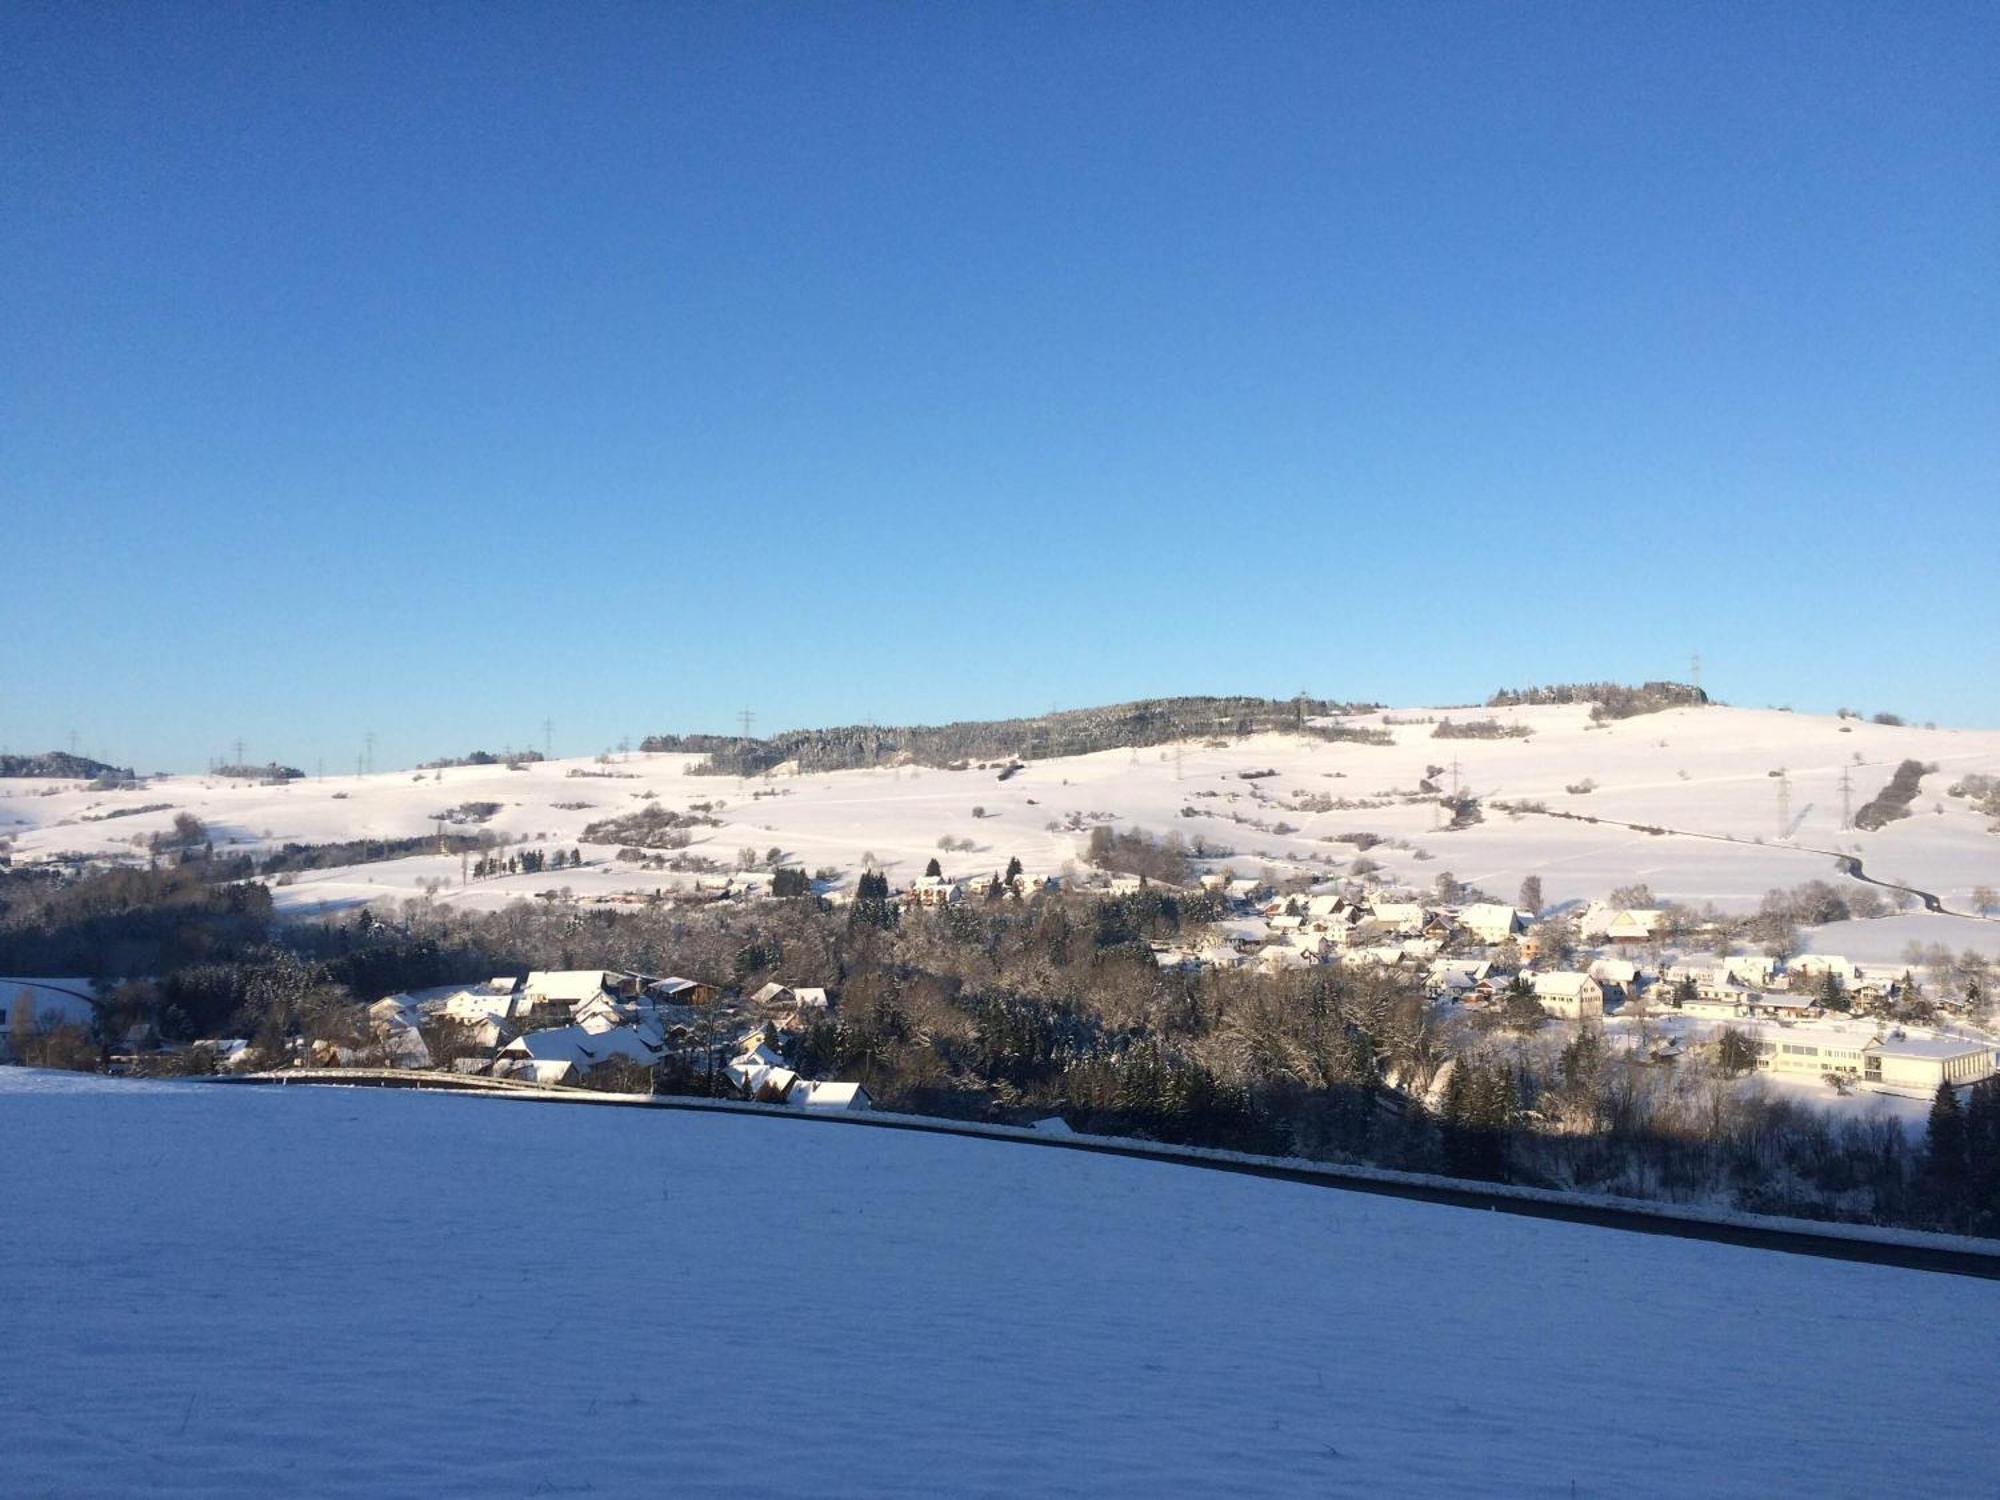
[642,694,1382,777]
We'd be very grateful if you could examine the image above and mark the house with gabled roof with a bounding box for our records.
[1531,971,1605,1021]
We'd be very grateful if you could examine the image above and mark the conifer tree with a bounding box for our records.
[1924,1079,1968,1220]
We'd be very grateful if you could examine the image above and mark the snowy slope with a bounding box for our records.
[3,1072,1996,1497]
[4,703,1996,932]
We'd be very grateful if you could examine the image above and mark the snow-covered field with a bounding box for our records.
[5,704,1997,936]
[3,1069,1995,1497]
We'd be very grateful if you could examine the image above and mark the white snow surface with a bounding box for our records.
[6,705,1997,931]
[4,1071,1996,1496]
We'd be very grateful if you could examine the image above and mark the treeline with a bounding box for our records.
[416,749,545,769]
[0,752,135,780]
[580,804,723,848]
[1854,759,1931,832]
[212,762,304,781]
[1485,681,1708,719]
[1084,825,1192,886]
[208,833,494,879]
[1432,717,1533,740]
[641,696,1381,776]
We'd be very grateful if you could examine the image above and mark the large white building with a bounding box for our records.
[1752,1034,1869,1080]
[1862,1037,1995,1091]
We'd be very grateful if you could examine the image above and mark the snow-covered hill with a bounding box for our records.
[3,1071,1993,1496]
[4,704,1996,934]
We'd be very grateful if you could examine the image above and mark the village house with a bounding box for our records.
[1426,958,1492,1000]
[1456,903,1524,945]
[1603,909,1665,945]
[1367,901,1429,937]
[520,969,647,1021]
[1531,972,1605,1021]
[800,1081,872,1111]
[648,975,720,1008]
[906,873,962,907]
[496,1022,662,1081]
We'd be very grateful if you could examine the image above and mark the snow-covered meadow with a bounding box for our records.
[5,704,1997,943]
[3,1070,1995,1497]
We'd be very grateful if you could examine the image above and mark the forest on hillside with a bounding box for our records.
[641,695,1382,776]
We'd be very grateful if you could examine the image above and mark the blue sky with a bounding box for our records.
[5,3,1995,771]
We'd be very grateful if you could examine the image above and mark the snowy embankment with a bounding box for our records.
[5,704,1997,929]
[5,1071,1997,1497]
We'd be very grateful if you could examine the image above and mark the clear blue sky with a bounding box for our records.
[5,2,1995,771]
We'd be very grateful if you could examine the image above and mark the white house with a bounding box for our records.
[521,970,645,1015]
[498,1022,661,1078]
[1531,972,1605,1021]
[1604,909,1665,944]
[1367,901,1428,936]
[906,874,961,907]
[1457,903,1523,945]
[800,1081,872,1112]
[1862,1037,1996,1090]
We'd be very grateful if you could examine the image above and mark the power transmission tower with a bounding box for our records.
[1776,768,1791,840]
[1839,766,1853,831]
[68,729,79,757]
[232,738,246,768]
[363,731,377,776]
[1690,652,1702,697]
[542,718,554,758]
[737,708,756,740]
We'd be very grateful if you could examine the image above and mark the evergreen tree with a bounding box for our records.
[1924,1079,1968,1219]
[1964,1079,2000,1232]
[924,857,943,878]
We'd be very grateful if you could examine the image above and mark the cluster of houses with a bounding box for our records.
[118,967,872,1106]
[1148,884,1541,976]
[380,969,873,1105]
[1132,884,1999,1096]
